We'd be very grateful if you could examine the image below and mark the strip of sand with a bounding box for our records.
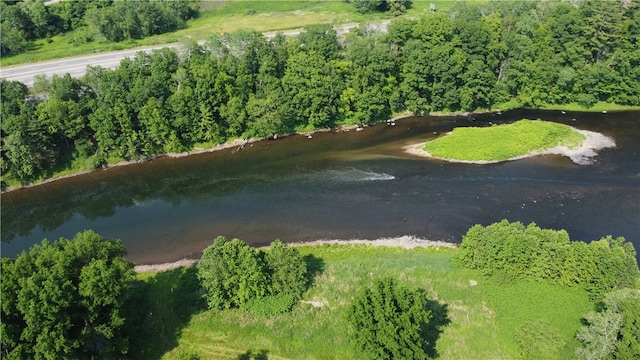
[404,127,615,165]
[133,236,456,273]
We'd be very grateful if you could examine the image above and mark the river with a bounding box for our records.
[2,109,639,264]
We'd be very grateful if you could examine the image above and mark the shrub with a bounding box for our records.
[197,237,309,314]
[264,240,308,300]
[348,278,432,359]
[197,237,268,310]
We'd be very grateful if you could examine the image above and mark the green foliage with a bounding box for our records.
[0,230,134,359]
[348,278,432,359]
[515,320,566,359]
[350,0,412,15]
[197,237,308,315]
[196,237,268,310]
[265,240,308,299]
[422,119,586,162]
[576,289,640,359]
[0,0,198,56]
[4,0,640,186]
[242,293,297,317]
[454,220,640,299]
[137,244,595,359]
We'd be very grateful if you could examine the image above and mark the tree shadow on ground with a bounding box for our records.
[237,349,269,359]
[124,266,206,359]
[303,253,325,288]
[422,300,451,358]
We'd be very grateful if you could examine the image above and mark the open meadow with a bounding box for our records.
[129,245,593,359]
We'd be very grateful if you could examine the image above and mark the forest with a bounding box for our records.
[1,0,639,187]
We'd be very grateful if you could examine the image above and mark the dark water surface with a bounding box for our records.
[2,110,639,264]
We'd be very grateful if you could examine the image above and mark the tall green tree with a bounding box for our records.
[282,51,343,129]
[0,231,134,359]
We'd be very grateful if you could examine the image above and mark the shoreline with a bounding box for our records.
[3,107,629,193]
[404,126,616,165]
[133,236,457,273]
[1,110,495,193]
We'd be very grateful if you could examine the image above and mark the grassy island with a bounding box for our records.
[422,120,586,163]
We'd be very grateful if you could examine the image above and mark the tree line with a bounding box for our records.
[0,0,198,56]
[453,220,639,300]
[454,220,640,359]
[2,0,639,186]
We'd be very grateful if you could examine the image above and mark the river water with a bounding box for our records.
[2,110,639,264]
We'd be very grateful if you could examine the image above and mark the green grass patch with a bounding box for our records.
[537,102,640,112]
[422,119,586,162]
[133,245,593,359]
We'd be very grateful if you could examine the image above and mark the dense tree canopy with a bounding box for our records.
[0,231,134,359]
[454,220,640,299]
[2,0,640,186]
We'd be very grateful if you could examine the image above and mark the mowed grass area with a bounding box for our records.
[2,0,472,67]
[423,119,586,162]
[131,245,593,359]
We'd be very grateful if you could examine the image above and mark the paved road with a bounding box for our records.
[0,21,389,87]
[0,45,179,87]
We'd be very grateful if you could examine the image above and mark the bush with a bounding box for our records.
[265,240,308,299]
[197,237,309,314]
[197,237,268,310]
[348,278,432,359]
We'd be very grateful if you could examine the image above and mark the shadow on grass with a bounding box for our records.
[303,253,325,288]
[237,349,269,359]
[124,266,206,360]
[422,299,451,358]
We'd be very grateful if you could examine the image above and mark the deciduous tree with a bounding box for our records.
[0,231,134,359]
[348,278,432,359]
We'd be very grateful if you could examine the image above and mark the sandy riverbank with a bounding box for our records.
[133,236,456,273]
[404,127,616,165]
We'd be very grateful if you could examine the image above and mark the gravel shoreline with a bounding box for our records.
[133,236,456,273]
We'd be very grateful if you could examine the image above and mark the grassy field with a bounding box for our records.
[1,0,473,67]
[129,245,593,359]
[537,102,640,112]
[422,119,586,162]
